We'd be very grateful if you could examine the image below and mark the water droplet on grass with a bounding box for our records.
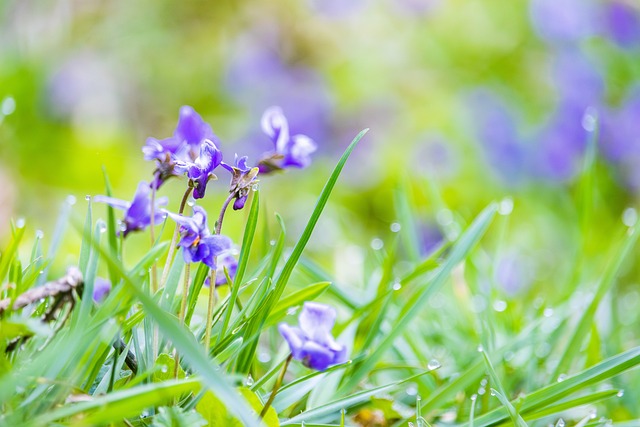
[427,359,441,370]
[489,389,496,396]
[160,365,168,373]
[245,375,254,386]
[555,418,565,427]
[390,222,401,232]
[371,238,384,250]
[623,207,638,227]
[498,197,514,215]
[543,308,554,317]
[617,390,625,397]
[66,195,77,205]
[581,107,597,132]
[15,218,25,228]
[470,394,477,401]
[1,96,16,116]
[392,282,402,291]
[557,374,567,382]
[85,195,91,201]
[436,209,453,226]
[406,384,418,396]
[477,344,484,352]
[493,300,507,312]
[35,230,44,239]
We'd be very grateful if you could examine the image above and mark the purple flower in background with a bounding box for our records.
[529,0,597,44]
[167,206,232,268]
[92,277,112,303]
[278,302,347,371]
[174,139,223,199]
[143,106,222,190]
[94,181,168,237]
[603,1,640,49]
[258,107,317,174]
[550,50,604,108]
[204,253,239,287]
[221,156,259,210]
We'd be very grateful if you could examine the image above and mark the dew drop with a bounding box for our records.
[480,378,488,387]
[269,240,276,246]
[477,344,484,352]
[406,384,418,396]
[557,374,567,382]
[35,230,44,239]
[623,207,638,227]
[581,107,597,132]
[427,359,441,370]
[187,200,195,207]
[15,217,25,228]
[589,410,597,419]
[1,96,16,115]
[543,307,554,317]
[66,195,77,205]
[555,418,565,427]
[470,394,477,401]
[503,351,514,362]
[477,387,486,395]
[390,222,401,233]
[489,389,496,396]
[286,307,298,316]
[160,364,168,373]
[493,300,507,312]
[39,270,44,275]
[416,395,421,403]
[85,195,91,201]
[617,390,624,397]
[498,197,514,215]
[370,238,384,250]
[392,282,402,291]
[245,375,254,386]
[258,352,271,363]
[251,183,259,192]
[408,423,415,427]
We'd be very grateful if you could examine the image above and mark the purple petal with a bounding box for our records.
[278,324,306,360]
[604,1,640,49]
[298,302,336,340]
[300,340,335,371]
[175,106,217,147]
[93,196,130,211]
[261,106,290,153]
[92,277,112,303]
[282,134,317,168]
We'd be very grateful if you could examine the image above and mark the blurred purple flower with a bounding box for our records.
[221,156,259,210]
[418,222,444,257]
[278,302,347,371]
[603,1,640,49]
[204,253,239,287]
[495,253,532,296]
[143,106,222,191]
[92,277,111,303]
[529,0,598,44]
[306,0,366,18]
[258,107,317,174]
[550,50,604,107]
[94,181,168,237]
[167,206,232,268]
[530,103,589,182]
[467,90,529,184]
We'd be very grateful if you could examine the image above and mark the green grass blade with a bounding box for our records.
[341,203,497,391]
[234,190,260,289]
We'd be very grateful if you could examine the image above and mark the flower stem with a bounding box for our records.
[215,192,235,235]
[259,354,292,419]
[203,267,217,352]
[160,187,193,287]
[149,180,158,293]
[174,262,191,379]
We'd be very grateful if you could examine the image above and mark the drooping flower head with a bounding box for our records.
[143,106,223,192]
[92,277,112,303]
[94,181,168,237]
[278,302,347,371]
[258,107,317,174]
[221,155,259,210]
[167,206,232,268]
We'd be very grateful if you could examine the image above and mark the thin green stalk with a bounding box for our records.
[160,187,193,287]
[216,192,235,235]
[174,263,191,379]
[204,268,217,351]
[260,354,292,419]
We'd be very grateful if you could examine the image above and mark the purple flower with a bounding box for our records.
[278,302,347,371]
[174,139,223,199]
[603,1,640,49]
[143,106,223,190]
[92,277,112,303]
[258,107,317,174]
[221,156,259,210]
[94,181,168,237]
[167,206,232,268]
[529,0,598,44]
[204,253,239,287]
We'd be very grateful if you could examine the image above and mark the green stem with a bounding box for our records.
[160,187,193,287]
[216,192,235,235]
[174,262,191,379]
[204,268,217,352]
[259,354,292,419]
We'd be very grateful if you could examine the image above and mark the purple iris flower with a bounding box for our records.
[166,206,232,268]
[258,107,317,174]
[278,302,347,371]
[221,155,259,210]
[143,106,223,191]
[92,277,112,303]
[94,181,168,237]
[173,139,223,199]
[603,1,640,49]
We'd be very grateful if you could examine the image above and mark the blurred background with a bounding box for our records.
[1,0,640,304]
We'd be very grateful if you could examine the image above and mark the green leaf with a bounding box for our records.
[264,282,331,327]
[152,406,207,427]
